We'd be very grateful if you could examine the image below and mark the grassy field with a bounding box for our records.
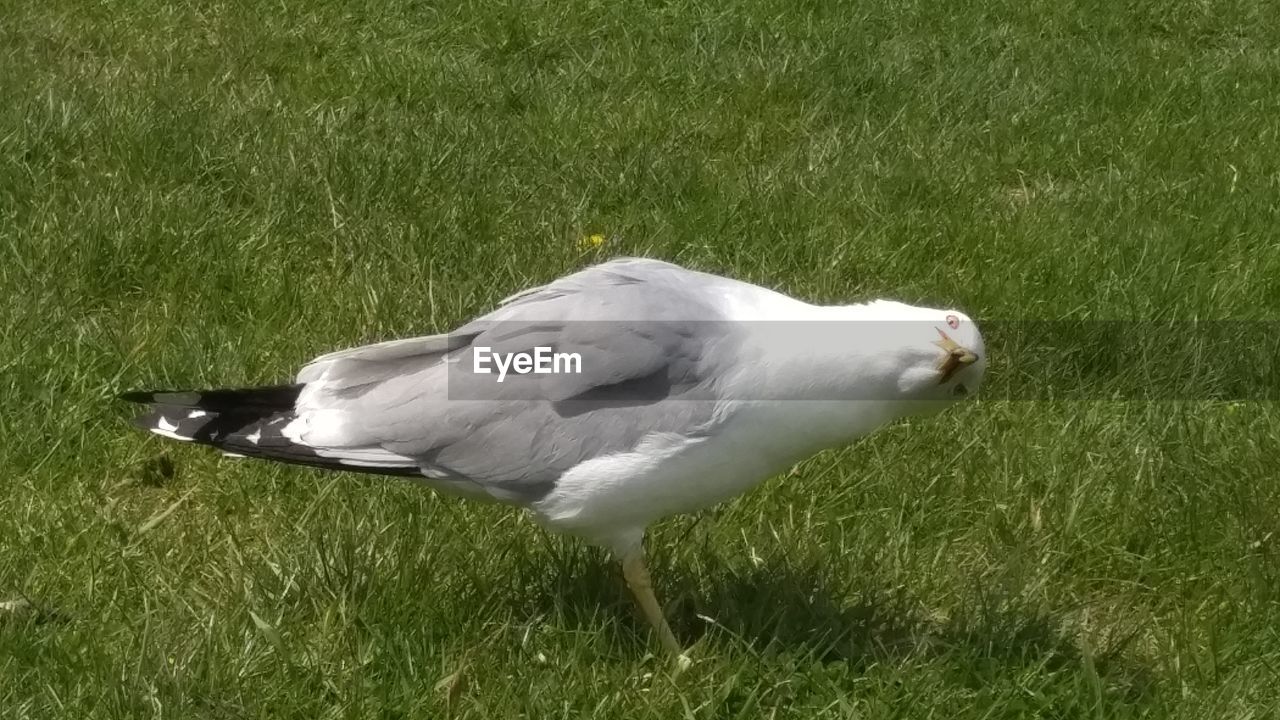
[3,0,1280,716]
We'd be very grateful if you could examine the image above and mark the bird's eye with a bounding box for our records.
[952,383,968,397]
[946,314,960,329]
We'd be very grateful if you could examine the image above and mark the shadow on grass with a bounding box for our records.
[506,547,1158,704]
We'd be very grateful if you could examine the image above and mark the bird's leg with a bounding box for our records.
[620,550,688,665]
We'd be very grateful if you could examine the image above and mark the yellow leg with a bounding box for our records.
[621,552,690,668]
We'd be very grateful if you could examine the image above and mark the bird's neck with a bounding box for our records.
[709,297,934,460]
[718,285,933,410]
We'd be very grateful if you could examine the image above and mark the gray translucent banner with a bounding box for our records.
[439,321,1280,401]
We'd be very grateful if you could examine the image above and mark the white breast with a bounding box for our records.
[529,396,899,552]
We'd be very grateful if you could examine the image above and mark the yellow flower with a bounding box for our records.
[579,233,606,250]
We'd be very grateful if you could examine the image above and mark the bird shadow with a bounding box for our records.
[503,545,1157,703]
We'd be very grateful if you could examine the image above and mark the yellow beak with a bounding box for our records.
[934,329,979,384]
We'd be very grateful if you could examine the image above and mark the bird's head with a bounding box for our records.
[869,302,986,403]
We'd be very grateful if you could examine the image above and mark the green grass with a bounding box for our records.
[3,0,1280,716]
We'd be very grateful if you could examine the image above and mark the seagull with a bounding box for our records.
[121,257,985,663]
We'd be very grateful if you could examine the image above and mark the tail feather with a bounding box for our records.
[121,384,421,478]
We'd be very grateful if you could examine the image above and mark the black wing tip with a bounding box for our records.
[117,386,302,410]
[119,389,200,405]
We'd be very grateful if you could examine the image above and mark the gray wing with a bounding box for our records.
[294,259,747,503]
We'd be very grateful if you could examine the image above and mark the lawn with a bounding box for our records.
[3,0,1279,717]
